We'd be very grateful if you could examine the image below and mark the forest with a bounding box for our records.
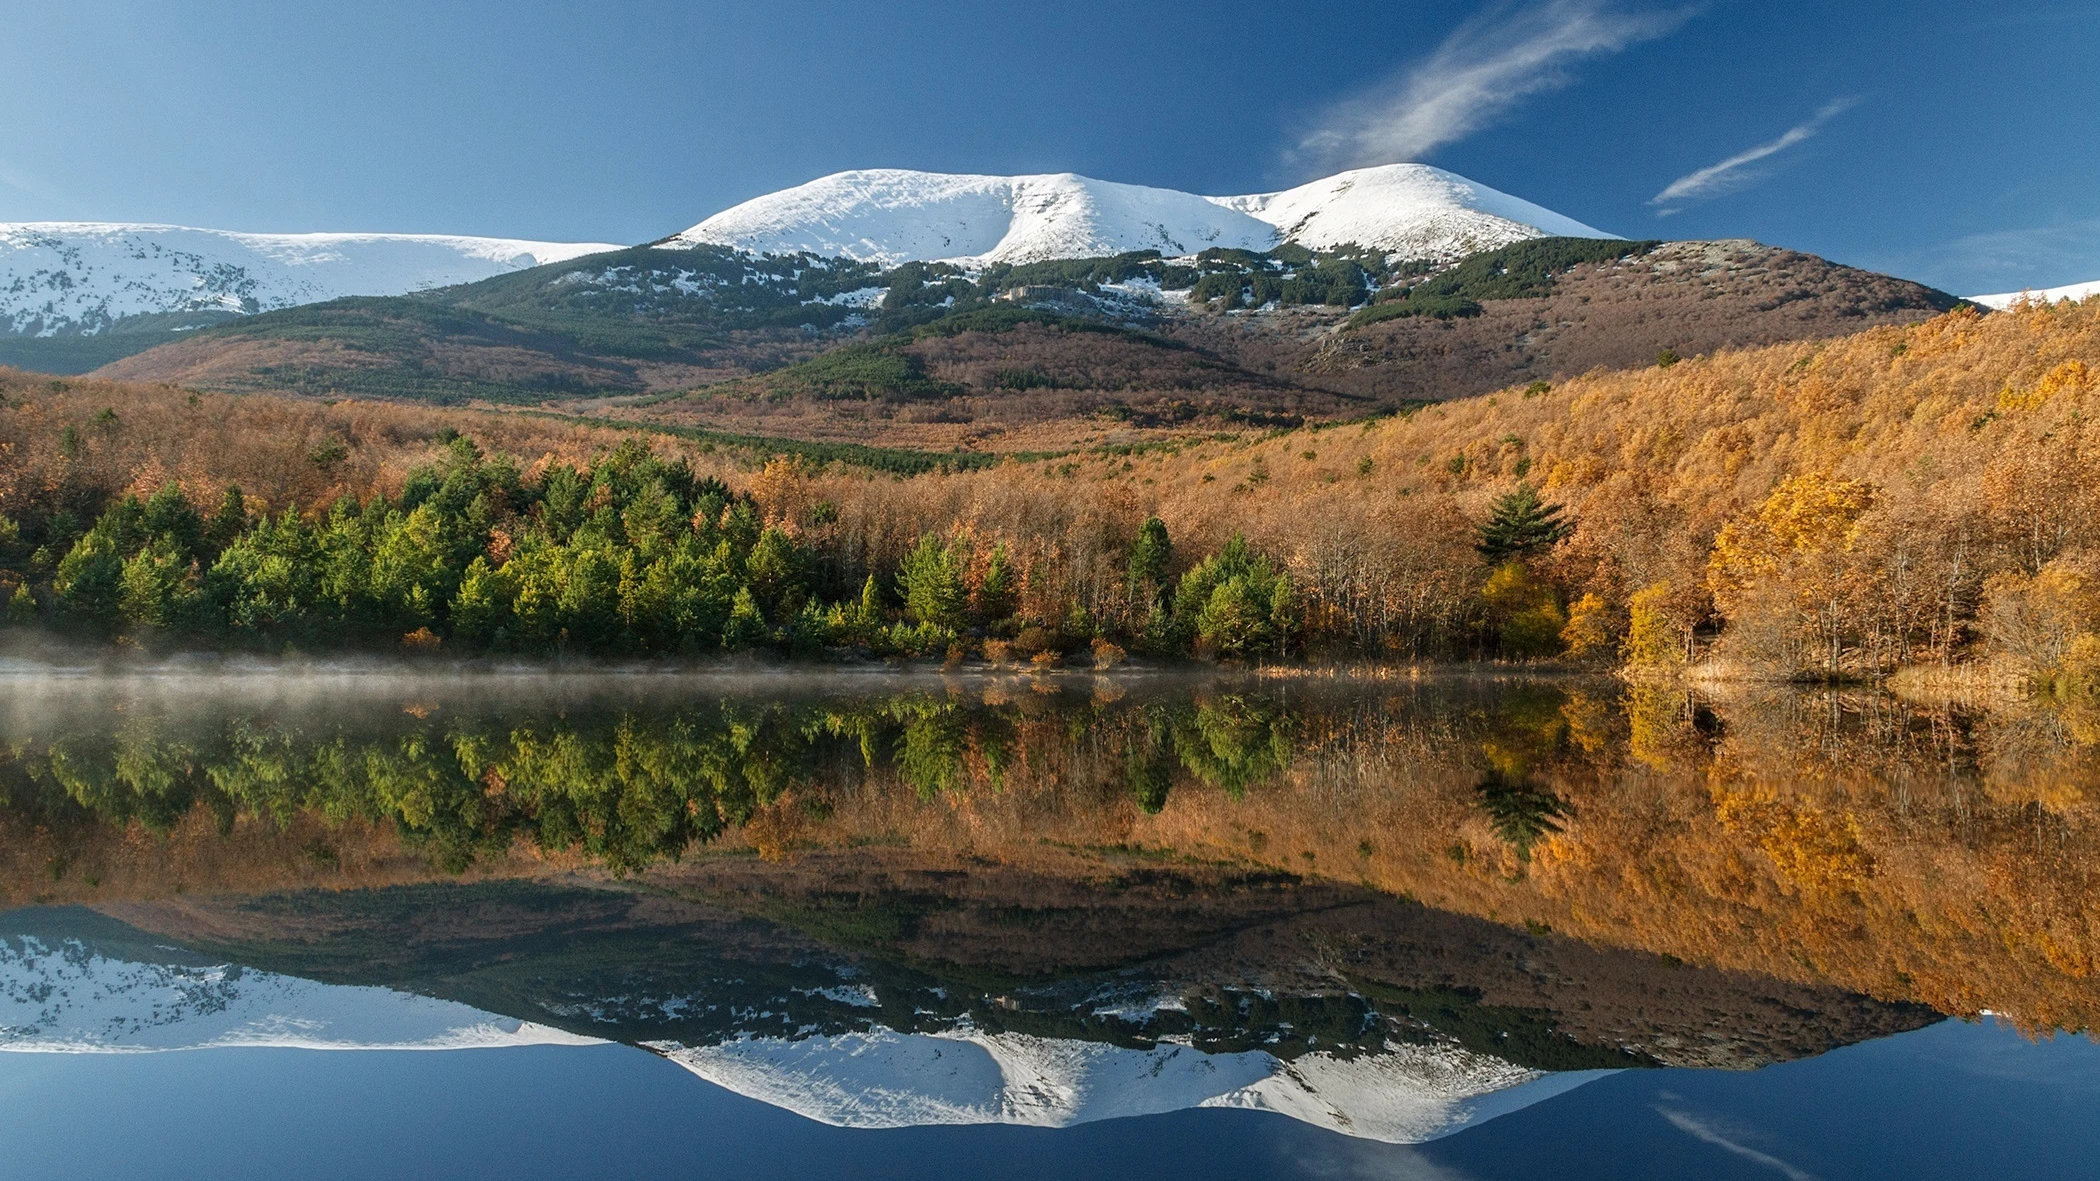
[2,294,2099,686]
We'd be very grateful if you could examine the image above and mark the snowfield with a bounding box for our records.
[671,163,1615,266]
[1212,165,1612,258]
[0,223,621,336]
[1969,279,2100,309]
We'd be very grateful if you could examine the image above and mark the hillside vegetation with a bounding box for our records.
[91,244,885,401]
[5,295,2097,680]
[82,238,1960,455]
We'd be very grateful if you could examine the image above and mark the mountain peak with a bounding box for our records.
[669,164,1614,267]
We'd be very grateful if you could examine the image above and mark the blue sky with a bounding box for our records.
[1,0,2094,294]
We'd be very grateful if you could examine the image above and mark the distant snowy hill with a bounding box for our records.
[1970,279,2100,310]
[0,223,621,336]
[670,164,1614,266]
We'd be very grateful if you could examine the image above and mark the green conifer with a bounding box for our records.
[1474,482,1573,565]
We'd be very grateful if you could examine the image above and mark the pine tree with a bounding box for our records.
[205,485,249,557]
[721,587,769,650]
[857,573,883,627]
[1475,482,1572,565]
[1127,517,1171,601]
[4,583,34,627]
[1474,773,1572,864]
[897,533,965,630]
[977,542,1016,623]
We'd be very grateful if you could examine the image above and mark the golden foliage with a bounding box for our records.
[10,294,2100,674]
[1559,592,1613,658]
[1623,582,1686,667]
[1712,785,1876,897]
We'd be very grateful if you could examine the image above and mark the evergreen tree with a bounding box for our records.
[1475,482,1573,565]
[722,587,769,649]
[745,526,807,618]
[897,533,966,630]
[5,583,34,627]
[1474,773,1573,863]
[204,485,249,556]
[1172,535,1290,659]
[858,574,884,628]
[977,542,1016,624]
[1127,517,1171,602]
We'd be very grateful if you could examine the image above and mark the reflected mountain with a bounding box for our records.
[0,907,598,1053]
[1,879,1932,1142]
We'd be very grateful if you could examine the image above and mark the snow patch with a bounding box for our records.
[1969,279,2100,310]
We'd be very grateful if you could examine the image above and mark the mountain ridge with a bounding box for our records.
[671,163,1614,266]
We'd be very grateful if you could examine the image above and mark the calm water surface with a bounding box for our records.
[1,669,2095,1178]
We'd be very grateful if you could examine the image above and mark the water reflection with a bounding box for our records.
[1,669,2096,1038]
[0,878,1920,1143]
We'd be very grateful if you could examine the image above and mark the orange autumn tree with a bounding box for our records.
[1708,473,1880,677]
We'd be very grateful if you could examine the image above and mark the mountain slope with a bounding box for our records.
[92,244,884,402]
[656,1027,1594,1143]
[671,170,1279,265]
[617,239,1964,451]
[672,164,1613,266]
[0,905,1593,1144]
[0,926,600,1053]
[1189,239,1967,405]
[0,222,622,374]
[92,235,1963,447]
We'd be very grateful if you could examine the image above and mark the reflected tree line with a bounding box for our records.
[10,681,2100,885]
[0,688,1311,875]
[9,678,2100,1029]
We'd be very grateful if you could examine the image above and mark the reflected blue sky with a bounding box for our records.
[3,1018,2094,1180]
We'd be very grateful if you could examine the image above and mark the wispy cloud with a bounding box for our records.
[1656,1107,1819,1181]
[0,158,67,211]
[1649,98,1858,213]
[1880,215,2100,296]
[1294,1,1691,171]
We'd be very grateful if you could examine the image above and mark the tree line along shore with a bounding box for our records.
[0,297,2096,688]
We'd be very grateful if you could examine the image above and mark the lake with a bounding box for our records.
[1,667,2096,1178]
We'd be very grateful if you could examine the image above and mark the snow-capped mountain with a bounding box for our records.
[0,164,1611,348]
[0,223,621,336]
[1970,279,2100,310]
[669,164,1614,267]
